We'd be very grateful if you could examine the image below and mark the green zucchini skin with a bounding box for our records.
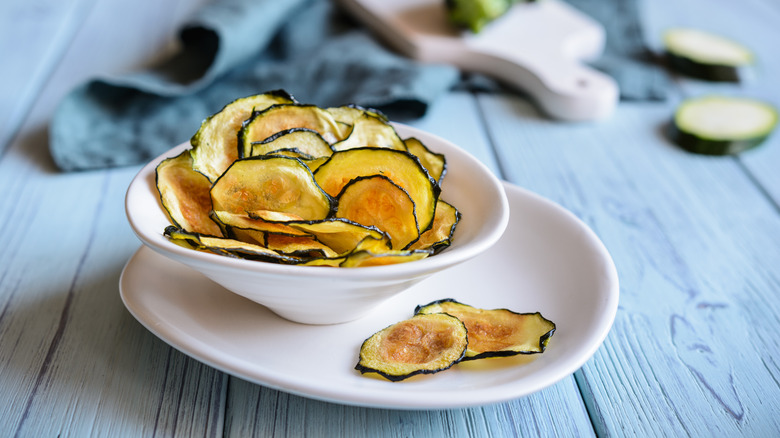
[665,53,746,82]
[355,313,468,381]
[667,123,769,156]
[414,298,556,360]
[446,0,520,33]
[668,96,778,156]
[662,28,753,82]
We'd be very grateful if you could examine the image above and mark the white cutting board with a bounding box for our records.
[337,0,618,121]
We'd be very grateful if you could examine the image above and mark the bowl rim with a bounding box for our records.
[125,123,509,280]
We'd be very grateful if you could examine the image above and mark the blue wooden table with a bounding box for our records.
[2,0,779,436]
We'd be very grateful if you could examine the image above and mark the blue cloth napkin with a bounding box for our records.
[49,0,460,171]
[49,0,665,171]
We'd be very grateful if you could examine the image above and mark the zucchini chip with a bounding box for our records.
[314,148,440,234]
[210,156,335,220]
[326,104,388,125]
[669,95,778,155]
[191,90,295,182]
[415,299,556,360]
[286,218,390,254]
[265,233,339,259]
[341,248,430,267]
[155,150,222,237]
[250,128,333,159]
[404,137,446,185]
[164,226,299,263]
[336,175,419,250]
[663,28,754,82]
[331,113,407,152]
[213,210,309,237]
[239,104,347,157]
[409,200,460,253]
[355,313,468,381]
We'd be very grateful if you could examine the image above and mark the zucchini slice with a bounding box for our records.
[286,218,390,254]
[341,248,430,267]
[408,200,460,253]
[155,150,223,237]
[314,148,440,234]
[404,137,446,185]
[190,90,296,182]
[669,95,778,155]
[335,175,419,250]
[265,233,339,259]
[446,0,516,33]
[164,226,299,263]
[663,28,754,82]
[355,313,468,381]
[239,104,347,158]
[213,210,309,238]
[326,104,388,125]
[250,128,333,159]
[415,299,556,360]
[331,113,407,152]
[210,156,335,221]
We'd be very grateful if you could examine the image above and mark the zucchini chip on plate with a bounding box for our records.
[355,313,468,381]
[415,299,556,360]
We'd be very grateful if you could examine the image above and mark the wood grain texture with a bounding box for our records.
[2,0,780,436]
[224,376,594,438]
[0,0,93,155]
[477,93,780,435]
[0,0,222,436]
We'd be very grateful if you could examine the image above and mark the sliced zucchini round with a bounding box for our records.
[669,95,778,155]
[415,299,556,360]
[239,104,347,158]
[213,210,309,238]
[408,200,460,253]
[314,148,440,234]
[164,226,299,264]
[250,128,333,159]
[331,113,407,152]
[404,137,446,185]
[335,175,419,250]
[264,233,339,259]
[210,156,335,220]
[326,104,388,124]
[155,150,222,237]
[190,90,296,182]
[286,218,389,254]
[355,313,468,381]
[341,248,430,267]
[663,28,754,82]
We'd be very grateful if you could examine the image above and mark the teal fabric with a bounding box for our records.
[49,0,460,171]
[49,0,664,171]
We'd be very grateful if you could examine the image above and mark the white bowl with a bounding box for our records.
[125,123,509,324]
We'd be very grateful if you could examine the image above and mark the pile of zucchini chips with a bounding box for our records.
[156,90,460,267]
[356,299,556,382]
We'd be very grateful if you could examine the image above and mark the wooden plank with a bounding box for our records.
[479,93,780,436]
[0,0,221,436]
[0,0,93,154]
[224,377,594,437]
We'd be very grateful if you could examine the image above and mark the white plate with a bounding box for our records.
[120,182,618,409]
